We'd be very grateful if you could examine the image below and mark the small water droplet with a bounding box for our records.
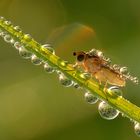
[59,73,73,87]
[134,123,140,137]
[73,82,81,89]
[80,72,91,80]
[31,55,42,65]
[0,16,5,21]
[14,26,22,32]
[44,63,55,73]
[24,34,32,42]
[4,20,12,26]
[4,34,12,43]
[107,86,123,97]
[19,47,32,59]
[120,67,128,74]
[42,44,55,54]
[84,92,98,104]
[98,101,119,120]
[14,42,22,50]
[0,31,7,37]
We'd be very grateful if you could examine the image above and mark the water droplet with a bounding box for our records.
[44,63,55,73]
[4,34,12,43]
[134,123,140,137]
[14,26,22,32]
[0,31,7,37]
[80,72,91,80]
[120,67,128,74]
[4,20,12,26]
[98,101,119,120]
[10,38,15,44]
[19,47,32,59]
[73,82,81,89]
[0,16,5,21]
[14,42,22,50]
[42,44,55,54]
[84,92,98,104]
[59,73,73,87]
[31,55,42,65]
[24,34,32,42]
[107,86,123,97]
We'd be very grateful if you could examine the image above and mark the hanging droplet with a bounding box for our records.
[44,63,55,73]
[84,92,98,104]
[134,123,140,137]
[14,42,22,50]
[98,101,119,120]
[107,86,123,97]
[73,82,81,89]
[59,73,73,87]
[24,34,32,42]
[4,34,12,43]
[41,44,55,54]
[31,55,42,65]
[19,47,32,59]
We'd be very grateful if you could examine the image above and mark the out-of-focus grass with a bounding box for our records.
[0,0,140,140]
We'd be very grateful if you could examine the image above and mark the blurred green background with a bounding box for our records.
[0,0,140,140]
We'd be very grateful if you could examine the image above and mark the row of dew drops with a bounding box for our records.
[0,16,140,137]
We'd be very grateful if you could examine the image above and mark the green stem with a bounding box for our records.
[0,17,140,123]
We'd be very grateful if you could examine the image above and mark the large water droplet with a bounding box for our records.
[59,73,73,87]
[31,55,42,65]
[44,63,55,73]
[19,47,32,59]
[84,92,98,104]
[134,123,140,137]
[98,101,119,120]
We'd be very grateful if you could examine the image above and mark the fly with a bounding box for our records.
[73,49,139,87]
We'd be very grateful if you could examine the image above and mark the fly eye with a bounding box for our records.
[73,52,76,56]
[77,54,85,62]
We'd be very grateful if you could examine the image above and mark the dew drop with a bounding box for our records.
[0,16,5,21]
[134,123,140,137]
[107,86,123,97]
[24,34,32,42]
[44,63,55,73]
[0,31,7,38]
[42,44,55,54]
[84,92,98,104]
[120,67,128,74]
[14,42,22,50]
[98,101,119,120]
[59,73,73,87]
[4,34,12,43]
[73,82,81,89]
[80,72,91,80]
[19,47,32,59]
[31,55,42,65]
[4,20,12,26]
[14,26,22,32]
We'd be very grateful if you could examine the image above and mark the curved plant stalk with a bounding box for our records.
[0,17,140,123]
